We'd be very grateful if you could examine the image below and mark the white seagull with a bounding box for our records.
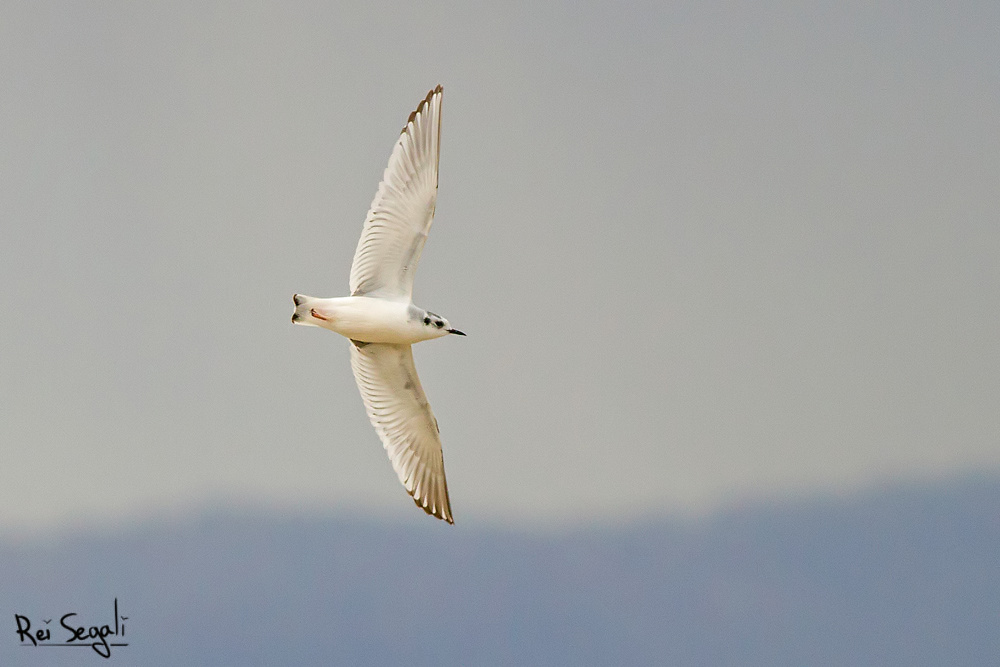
[292,85,462,524]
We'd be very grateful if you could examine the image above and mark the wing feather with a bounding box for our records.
[349,86,442,300]
[349,341,454,523]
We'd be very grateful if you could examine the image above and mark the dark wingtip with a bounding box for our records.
[412,496,454,524]
[403,85,443,133]
[293,294,304,306]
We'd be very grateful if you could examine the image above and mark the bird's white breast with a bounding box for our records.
[307,296,430,344]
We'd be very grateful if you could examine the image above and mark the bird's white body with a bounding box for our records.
[293,296,450,344]
[291,85,461,524]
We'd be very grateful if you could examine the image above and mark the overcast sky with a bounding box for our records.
[1,1,997,530]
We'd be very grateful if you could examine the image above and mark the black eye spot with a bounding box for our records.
[423,317,430,324]
[436,321,444,328]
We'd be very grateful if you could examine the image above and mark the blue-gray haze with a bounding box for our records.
[1,477,997,665]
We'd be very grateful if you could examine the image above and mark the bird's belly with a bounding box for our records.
[313,297,423,344]
[332,318,419,344]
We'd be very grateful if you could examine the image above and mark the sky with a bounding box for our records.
[1,0,998,530]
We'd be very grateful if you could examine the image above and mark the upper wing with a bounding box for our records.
[349,341,454,523]
[349,86,442,300]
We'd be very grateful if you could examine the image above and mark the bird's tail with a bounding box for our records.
[291,294,319,325]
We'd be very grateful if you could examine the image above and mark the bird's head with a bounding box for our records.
[421,310,465,338]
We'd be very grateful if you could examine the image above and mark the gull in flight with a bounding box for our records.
[292,85,462,524]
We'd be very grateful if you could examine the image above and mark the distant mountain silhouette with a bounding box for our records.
[2,475,998,666]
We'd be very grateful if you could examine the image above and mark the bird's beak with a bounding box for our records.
[447,328,466,336]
